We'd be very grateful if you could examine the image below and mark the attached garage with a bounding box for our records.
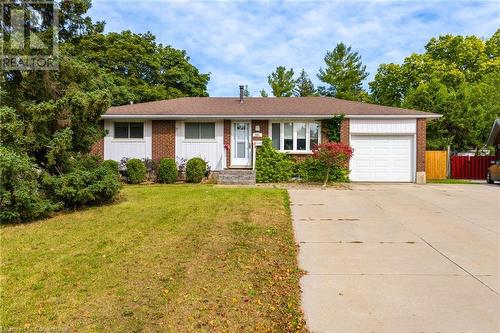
[349,119,417,182]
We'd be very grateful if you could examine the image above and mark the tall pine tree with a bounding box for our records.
[267,66,296,97]
[294,69,316,96]
[317,43,368,101]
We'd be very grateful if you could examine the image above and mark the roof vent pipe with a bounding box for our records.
[239,85,244,103]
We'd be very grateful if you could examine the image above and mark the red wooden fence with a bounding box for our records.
[451,156,495,179]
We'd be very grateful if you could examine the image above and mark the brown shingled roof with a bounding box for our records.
[104,97,439,118]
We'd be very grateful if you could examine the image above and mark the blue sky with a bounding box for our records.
[88,1,499,97]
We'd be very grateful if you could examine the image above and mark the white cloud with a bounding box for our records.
[89,1,499,96]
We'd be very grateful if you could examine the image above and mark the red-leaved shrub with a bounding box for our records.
[312,142,354,185]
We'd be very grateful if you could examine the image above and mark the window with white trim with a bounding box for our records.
[270,121,320,152]
[185,122,215,140]
[114,122,144,139]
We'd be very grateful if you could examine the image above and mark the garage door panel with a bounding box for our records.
[374,160,391,168]
[394,160,409,168]
[392,148,408,155]
[351,135,413,182]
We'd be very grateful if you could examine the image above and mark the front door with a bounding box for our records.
[232,122,251,166]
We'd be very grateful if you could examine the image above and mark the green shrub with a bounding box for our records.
[126,159,147,184]
[186,157,207,183]
[143,158,158,182]
[72,154,103,171]
[297,157,349,183]
[158,158,178,183]
[101,160,120,176]
[0,147,56,223]
[255,137,295,183]
[43,166,121,208]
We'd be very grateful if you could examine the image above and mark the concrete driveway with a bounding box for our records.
[289,183,500,333]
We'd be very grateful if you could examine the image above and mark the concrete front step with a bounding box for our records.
[218,169,256,185]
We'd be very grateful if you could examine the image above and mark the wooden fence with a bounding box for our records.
[451,155,495,179]
[425,151,448,179]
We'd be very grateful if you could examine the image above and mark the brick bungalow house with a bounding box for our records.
[91,87,440,183]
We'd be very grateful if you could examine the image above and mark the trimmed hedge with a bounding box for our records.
[158,158,178,183]
[126,159,147,184]
[43,166,121,208]
[101,160,120,176]
[186,158,207,183]
[255,138,295,183]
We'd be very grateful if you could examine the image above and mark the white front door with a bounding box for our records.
[232,122,251,166]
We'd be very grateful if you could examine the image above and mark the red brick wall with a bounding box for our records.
[90,120,104,158]
[251,120,269,142]
[320,120,329,144]
[320,118,350,144]
[152,120,175,161]
[224,120,231,168]
[340,119,350,145]
[416,118,426,172]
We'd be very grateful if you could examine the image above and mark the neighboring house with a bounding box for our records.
[486,118,500,160]
[91,86,440,183]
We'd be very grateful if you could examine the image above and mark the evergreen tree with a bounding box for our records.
[317,43,368,101]
[267,66,296,97]
[294,69,316,96]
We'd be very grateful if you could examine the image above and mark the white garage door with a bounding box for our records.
[350,135,414,182]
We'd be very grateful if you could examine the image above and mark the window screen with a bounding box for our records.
[309,123,319,149]
[114,122,143,139]
[200,123,215,139]
[272,123,281,150]
[185,122,215,140]
[296,123,306,150]
[185,123,199,139]
[129,123,144,138]
[114,123,129,138]
[284,123,293,150]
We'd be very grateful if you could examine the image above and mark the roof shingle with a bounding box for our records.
[104,97,439,118]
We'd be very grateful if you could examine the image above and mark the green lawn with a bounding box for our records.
[1,185,306,332]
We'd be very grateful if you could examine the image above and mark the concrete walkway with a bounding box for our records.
[289,183,500,333]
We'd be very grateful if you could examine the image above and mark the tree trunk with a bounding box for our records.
[323,169,330,187]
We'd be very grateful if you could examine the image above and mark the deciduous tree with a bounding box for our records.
[370,30,500,150]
